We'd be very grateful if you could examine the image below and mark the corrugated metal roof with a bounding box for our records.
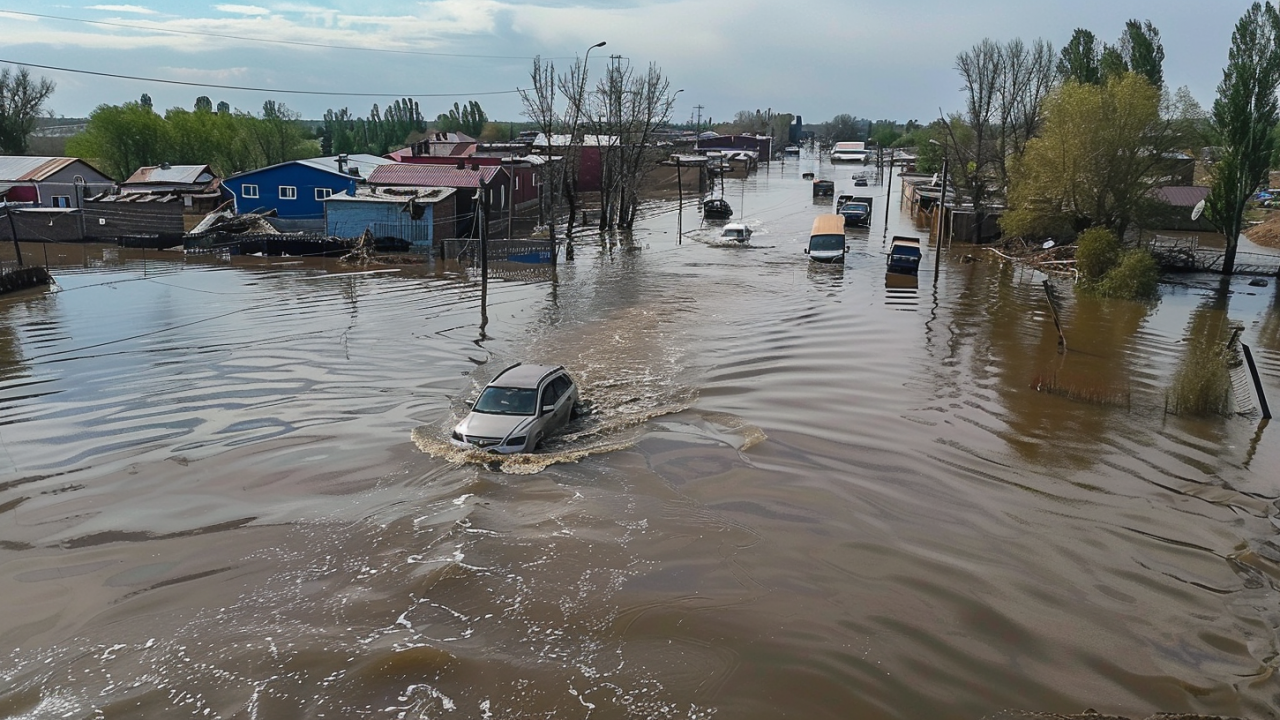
[0,156,79,181]
[125,164,216,185]
[367,164,501,188]
[1153,185,1210,208]
[225,154,394,181]
[326,186,455,203]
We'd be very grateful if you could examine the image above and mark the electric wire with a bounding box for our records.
[0,59,526,98]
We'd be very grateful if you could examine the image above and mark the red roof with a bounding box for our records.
[1153,185,1210,208]
[368,163,502,188]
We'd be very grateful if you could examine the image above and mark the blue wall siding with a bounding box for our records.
[224,165,360,219]
[326,201,435,246]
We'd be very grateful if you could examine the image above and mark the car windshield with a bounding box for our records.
[472,386,537,415]
[842,203,868,213]
[810,234,845,251]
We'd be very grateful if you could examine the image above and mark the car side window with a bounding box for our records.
[540,381,561,410]
[551,376,572,397]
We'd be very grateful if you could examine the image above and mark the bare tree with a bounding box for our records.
[952,39,1005,240]
[519,56,563,240]
[996,38,1056,189]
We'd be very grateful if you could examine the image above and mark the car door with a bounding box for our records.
[539,378,566,432]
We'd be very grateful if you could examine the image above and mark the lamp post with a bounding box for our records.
[563,40,605,260]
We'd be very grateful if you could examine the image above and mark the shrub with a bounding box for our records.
[1166,333,1233,416]
[1074,227,1120,281]
[1095,250,1160,300]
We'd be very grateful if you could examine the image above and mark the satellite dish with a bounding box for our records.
[1191,199,1206,221]
[1042,240,1056,250]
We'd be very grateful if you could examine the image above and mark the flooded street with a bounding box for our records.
[3,156,1280,719]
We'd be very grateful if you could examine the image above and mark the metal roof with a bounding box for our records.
[367,163,502,188]
[325,186,455,203]
[225,154,393,181]
[1152,185,1210,208]
[0,156,81,181]
[124,164,216,185]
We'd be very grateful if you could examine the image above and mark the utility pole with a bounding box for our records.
[4,209,22,267]
[694,105,704,134]
[882,154,893,239]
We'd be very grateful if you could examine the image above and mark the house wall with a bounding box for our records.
[30,161,115,209]
[224,165,361,219]
[326,199,436,247]
[394,157,539,206]
[83,200,185,241]
[0,210,84,242]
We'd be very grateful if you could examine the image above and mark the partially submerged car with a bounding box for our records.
[451,363,579,454]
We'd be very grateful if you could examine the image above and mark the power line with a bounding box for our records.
[0,10,568,61]
[0,58,526,98]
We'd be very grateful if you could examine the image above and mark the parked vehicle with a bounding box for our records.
[783,145,801,156]
[805,214,848,263]
[887,236,923,274]
[703,198,733,219]
[838,198,873,227]
[451,363,579,454]
[853,177,869,187]
[718,223,752,243]
[812,179,835,197]
[830,141,870,163]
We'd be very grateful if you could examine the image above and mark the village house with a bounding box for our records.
[81,164,225,244]
[0,156,115,243]
[323,186,456,251]
[384,143,542,224]
[221,154,394,231]
[366,163,513,239]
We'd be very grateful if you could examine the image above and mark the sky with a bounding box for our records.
[0,0,1258,127]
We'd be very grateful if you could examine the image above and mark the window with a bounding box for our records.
[242,184,259,199]
[315,188,332,201]
[279,185,297,200]
[51,196,71,208]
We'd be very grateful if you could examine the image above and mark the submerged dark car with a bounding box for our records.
[451,364,579,454]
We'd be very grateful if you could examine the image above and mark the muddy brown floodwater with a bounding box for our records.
[3,156,1280,720]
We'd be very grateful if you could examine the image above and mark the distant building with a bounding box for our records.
[368,163,513,238]
[696,134,773,159]
[83,164,225,241]
[324,186,456,250]
[221,154,394,230]
[386,132,477,160]
[0,156,113,208]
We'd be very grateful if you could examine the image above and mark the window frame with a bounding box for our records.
[279,185,297,200]
[315,187,333,201]
[241,184,259,199]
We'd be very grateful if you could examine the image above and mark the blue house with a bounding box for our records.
[324,186,456,250]
[221,154,394,231]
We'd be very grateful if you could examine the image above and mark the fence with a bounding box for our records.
[438,238,555,265]
[1147,234,1280,275]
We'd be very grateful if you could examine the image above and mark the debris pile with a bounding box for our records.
[1243,210,1280,249]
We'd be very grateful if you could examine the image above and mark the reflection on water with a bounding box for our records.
[2,158,1280,720]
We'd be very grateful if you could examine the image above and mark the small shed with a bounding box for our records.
[324,186,456,251]
[0,156,114,209]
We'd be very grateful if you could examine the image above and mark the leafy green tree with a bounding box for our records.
[823,113,860,142]
[66,101,171,179]
[195,96,213,113]
[1207,2,1280,275]
[1003,74,1175,239]
[1122,19,1165,89]
[0,66,55,155]
[1099,44,1129,82]
[1059,29,1101,84]
[436,100,488,138]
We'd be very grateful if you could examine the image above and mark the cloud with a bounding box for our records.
[214,4,271,15]
[85,4,159,13]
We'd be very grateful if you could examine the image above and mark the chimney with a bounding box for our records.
[471,163,480,171]
[336,154,349,173]
[457,159,465,170]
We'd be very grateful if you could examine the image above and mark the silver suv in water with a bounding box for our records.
[450,363,579,454]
